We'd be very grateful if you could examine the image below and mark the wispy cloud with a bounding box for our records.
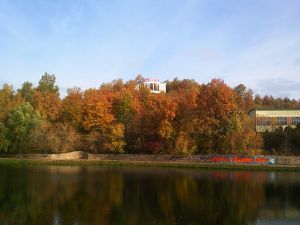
[217,30,300,98]
[50,0,84,33]
[254,78,300,99]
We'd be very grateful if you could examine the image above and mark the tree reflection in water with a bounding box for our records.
[0,165,299,225]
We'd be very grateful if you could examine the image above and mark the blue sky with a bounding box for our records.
[0,0,300,98]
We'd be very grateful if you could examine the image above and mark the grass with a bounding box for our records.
[1,157,300,172]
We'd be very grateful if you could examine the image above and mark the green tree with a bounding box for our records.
[0,123,10,152]
[17,81,34,103]
[5,102,41,152]
[263,128,285,154]
[291,125,300,154]
[114,90,136,124]
[36,72,59,94]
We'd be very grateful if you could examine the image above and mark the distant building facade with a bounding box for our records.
[136,78,166,93]
[249,109,300,132]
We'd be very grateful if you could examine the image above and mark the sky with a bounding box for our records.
[0,0,300,98]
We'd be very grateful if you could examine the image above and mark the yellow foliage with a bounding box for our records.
[173,132,197,156]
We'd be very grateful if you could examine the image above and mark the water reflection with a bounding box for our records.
[0,165,300,225]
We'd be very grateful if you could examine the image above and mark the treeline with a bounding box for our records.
[0,73,300,155]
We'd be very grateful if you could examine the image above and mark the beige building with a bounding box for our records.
[249,109,300,132]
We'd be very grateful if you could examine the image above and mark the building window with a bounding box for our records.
[256,117,271,126]
[150,83,154,91]
[276,117,287,126]
[292,117,300,126]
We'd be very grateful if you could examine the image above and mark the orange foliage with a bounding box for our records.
[196,79,236,129]
[60,87,83,129]
[137,93,177,153]
[82,89,115,131]
[32,91,61,122]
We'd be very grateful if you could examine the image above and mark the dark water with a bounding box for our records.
[0,165,300,225]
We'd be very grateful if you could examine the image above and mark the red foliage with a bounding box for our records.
[232,156,254,164]
[255,157,268,163]
[211,156,230,163]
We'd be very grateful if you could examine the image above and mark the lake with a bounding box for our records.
[0,164,300,225]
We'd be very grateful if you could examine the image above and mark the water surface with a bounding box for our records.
[0,164,300,225]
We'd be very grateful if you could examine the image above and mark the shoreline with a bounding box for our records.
[1,157,300,172]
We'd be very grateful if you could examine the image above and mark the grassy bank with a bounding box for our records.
[1,158,300,172]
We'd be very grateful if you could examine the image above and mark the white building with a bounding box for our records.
[136,78,166,93]
[249,109,300,132]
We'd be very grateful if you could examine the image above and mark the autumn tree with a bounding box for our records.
[262,95,275,107]
[25,122,79,153]
[0,84,23,122]
[234,84,254,112]
[168,79,200,155]
[254,94,263,106]
[112,88,141,152]
[195,79,241,152]
[31,73,61,122]
[166,78,199,93]
[60,87,83,130]
[1,75,298,155]
[83,89,125,153]
[83,89,114,130]
[225,114,263,154]
[132,92,177,153]
[32,91,61,122]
